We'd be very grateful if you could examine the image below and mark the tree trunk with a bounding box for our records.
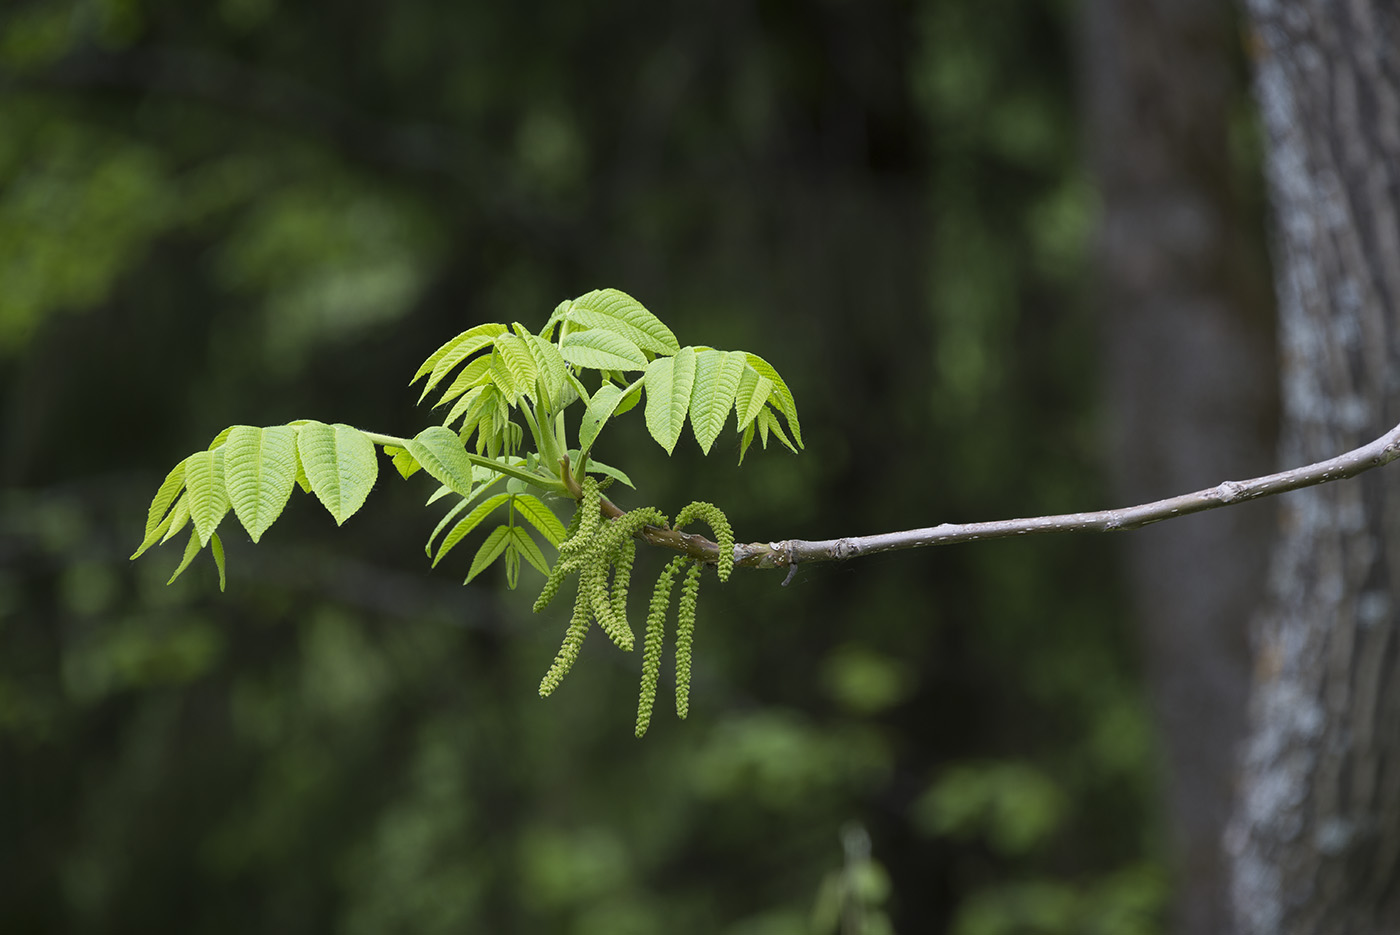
[1083,0,1274,931]
[1228,1,1400,932]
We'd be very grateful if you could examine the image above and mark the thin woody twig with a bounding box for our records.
[587,420,1400,574]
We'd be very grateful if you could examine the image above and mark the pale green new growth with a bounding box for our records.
[133,287,801,734]
[224,425,299,542]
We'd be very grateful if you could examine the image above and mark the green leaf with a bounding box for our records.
[643,348,696,454]
[758,407,798,452]
[208,427,234,449]
[561,329,647,371]
[433,493,511,567]
[524,334,567,406]
[426,495,472,557]
[433,355,493,409]
[167,529,203,584]
[734,367,774,431]
[297,422,380,525]
[513,493,567,546]
[738,420,757,465]
[407,425,477,496]
[578,383,624,455]
[745,352,803,448]
[510,525,550,575]
[222,425,299,543]
[465,525,512,583]
[566,288,680,355]
[210,532,226,592]
[442,384,488,432]
[132,462,186,559]
[160,493,191,544]
[294,447,313,493]
[413,323,507,392]
[614,380,643,417]
[689,350,746,454]
[494,332,539,400]
[566,450,635,488]
[384,445,421,479]
[183,449,230,547]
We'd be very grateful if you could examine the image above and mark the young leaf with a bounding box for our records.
[210,531,227,592]
[183,449,230,547]
[689,350,746,454]
[414,323,507,394]
[509,526,550,576]
[465,525,512,583]
[578,383,625,455]
[513,493,567,546]
[433,355,493,409]
[524,334,567,407]
[494,332,539,401]
[566,288,680,355]
[426,495,472,557]
[407,425,477,496]
[643,348,696,454]
[560,329,647,371]
[565,450,636,489]
[733,367,774,431]
[384,445,421,479]
[745,352,803,447]
[160,493,191,544]
[223,425,299,543]
[167,529,203,585]
[433,493,511,567]
[132,462,186,559]
[297,422,380,525]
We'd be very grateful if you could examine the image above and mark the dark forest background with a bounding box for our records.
[0,1,1269,932]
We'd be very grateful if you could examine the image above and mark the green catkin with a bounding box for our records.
[674,561,704,719]
[538,582,591,697]
[673,501,735,581]
[610,538,636,625]
[635,556,688,737]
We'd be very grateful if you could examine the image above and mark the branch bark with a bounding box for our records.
[602,419,1400,573]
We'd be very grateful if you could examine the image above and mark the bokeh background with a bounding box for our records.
[0,1,1270,932]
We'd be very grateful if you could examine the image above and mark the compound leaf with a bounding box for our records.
[465,524,512,583]
[566,288,680,355]
[183,448,230,547]
[578,382,625,455]
[223,425,299,543]
[689,350,746,454]
[433,492,511,567]
[133,461,186,559]
[643,348,695,454]
[745,352,803,448]
[524,334,567,407]
[167,528,203,584]
[210,531,226,592]
[413,323,507,395]
[298,422,379,525]
[513,493,567,546]
[561,329,647,371]
[734,367,774,431]
[494,332,538,401]
[407,425,476,497]
[510,525,550,575]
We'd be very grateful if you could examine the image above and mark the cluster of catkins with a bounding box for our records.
[533,477,734,737]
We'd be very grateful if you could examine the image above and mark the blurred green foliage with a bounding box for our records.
[0,0,1165,931]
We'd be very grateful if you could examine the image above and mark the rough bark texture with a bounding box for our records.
[1228,1,1400,932]
[1083,0,1275,931]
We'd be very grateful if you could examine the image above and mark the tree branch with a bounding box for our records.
[612,419,1400,574]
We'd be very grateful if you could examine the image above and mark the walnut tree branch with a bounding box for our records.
[593,419,1400,574]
